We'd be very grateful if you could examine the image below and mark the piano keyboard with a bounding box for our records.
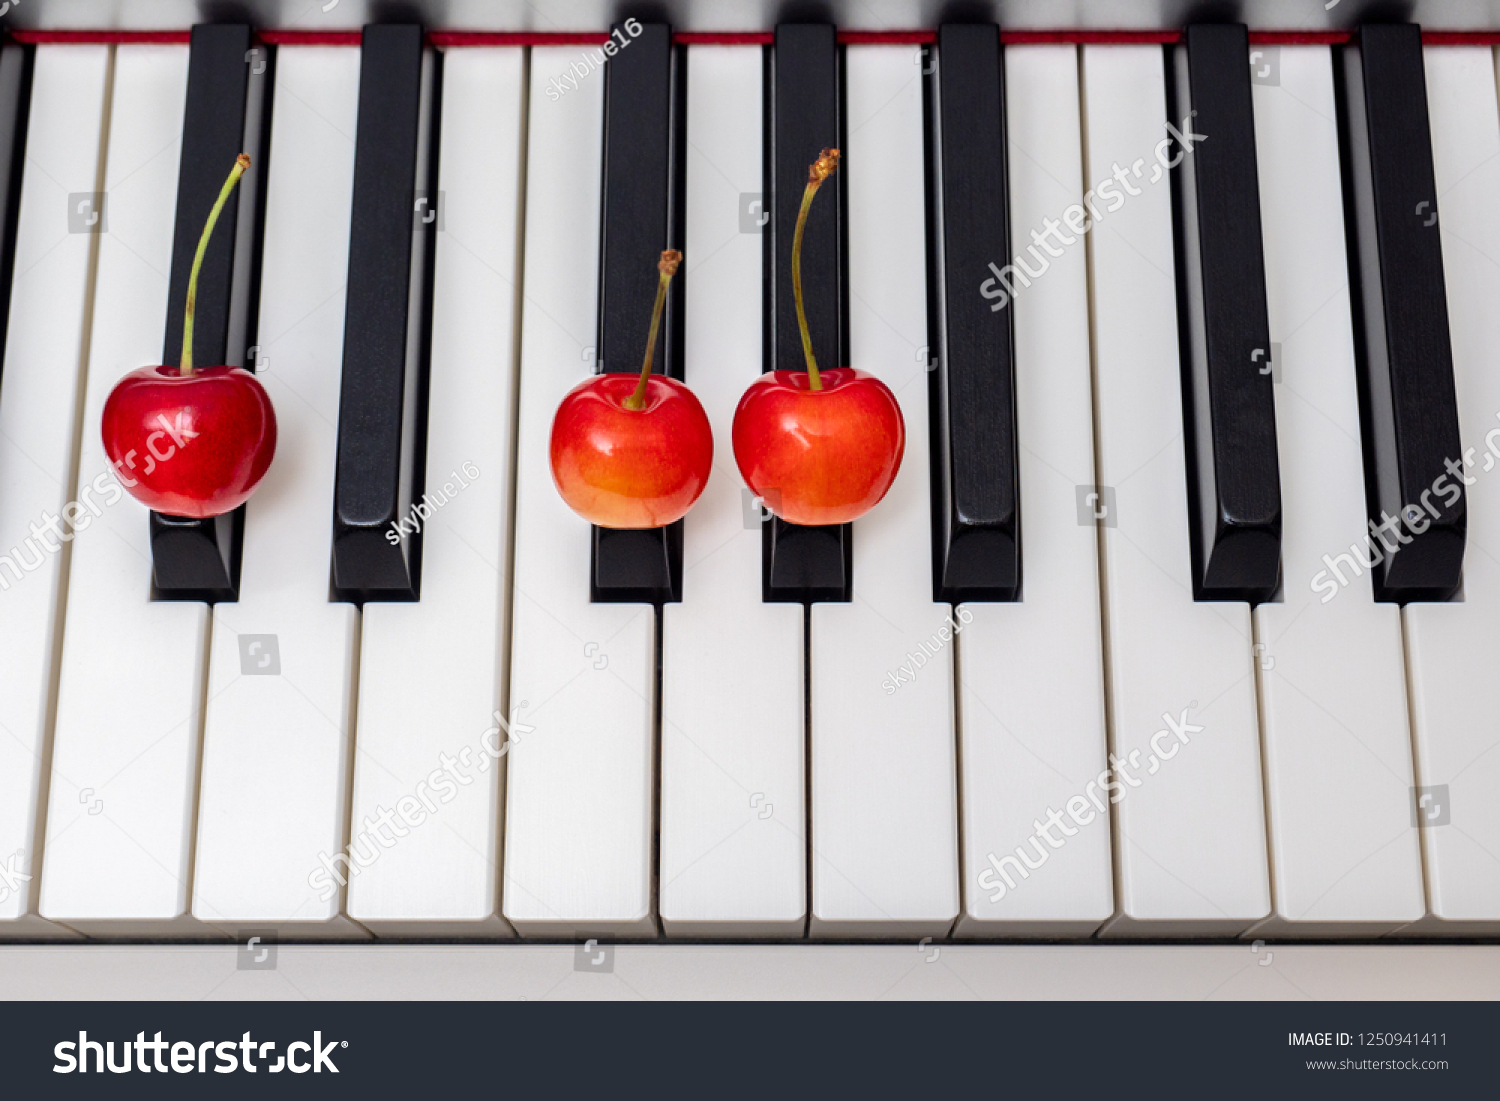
[2,22,1500,951]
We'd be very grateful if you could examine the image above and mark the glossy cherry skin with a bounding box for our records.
[101,365,277,519]
[550,373,714,529]
[732,367,904,526]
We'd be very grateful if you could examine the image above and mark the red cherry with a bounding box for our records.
[731,147,904,526]
[99,152,276,519]
[550,372,712,528]
[550,248,712,529]
[102,365,277,519]
[732,367,903,526]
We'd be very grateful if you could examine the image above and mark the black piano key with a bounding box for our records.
[0,40,32,382]
[151,24,271,603]
[764,22,850,604]
[592,525,682,604]
[150,510,244,599]
[927,23,1019,604]
[1336,23,1465,600]
[331,24,439,603]
[764,518,851,600]
[1169,23,1282,602]
[591,21,685,605]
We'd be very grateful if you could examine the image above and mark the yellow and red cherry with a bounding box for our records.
[549,249,713,529]
[732,149,904,526]
[101,154,276,519]
[733,366,903,526]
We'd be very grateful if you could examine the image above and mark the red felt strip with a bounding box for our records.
[255,30,363,45]
[836,30,936,44]
[999,29,1180,44]
[10,27,1500,49]
[1422,30,1500,45]
[11,29,192,44]
[1247,31,1351,44]
[673,32,774,45]
[429,31,611,46]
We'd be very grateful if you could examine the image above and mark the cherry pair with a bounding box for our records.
[550,150,905,531]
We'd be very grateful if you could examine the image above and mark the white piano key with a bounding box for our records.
[190,47,365,938]
[0,46,110,941]
[808,45,958,938]
[39,45,221,937]
[1248,46,1424,937]
[348,47,525,937]
[1399,45,1500,935]
[955,45,1112,938]
[1083,45,1270,937]
[503,48,656,938]
[659,46,804,938]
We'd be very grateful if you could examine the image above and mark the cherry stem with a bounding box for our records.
[181,153,251,376]
[623,248,682,411]
[792,148,840,392]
